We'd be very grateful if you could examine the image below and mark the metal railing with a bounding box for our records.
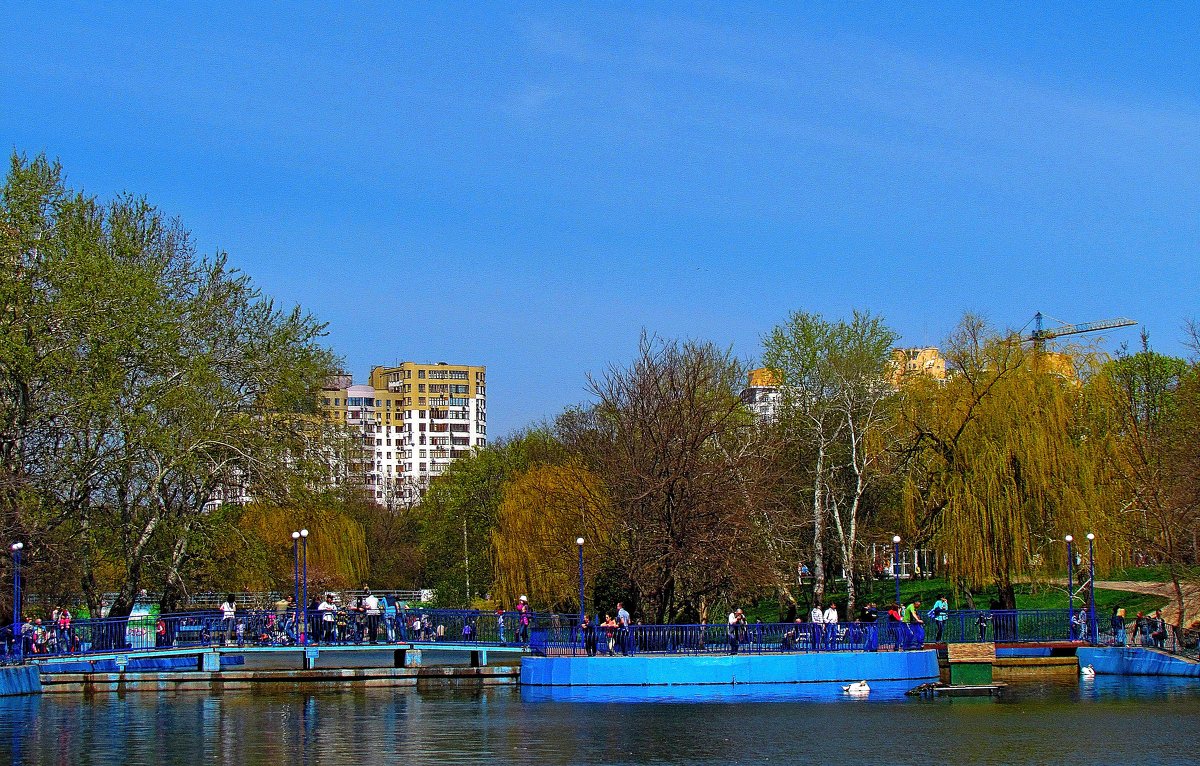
[1095,620,1200,663]
[0,607,1102,664]
[0,606,555,663]
[530,621,880,657]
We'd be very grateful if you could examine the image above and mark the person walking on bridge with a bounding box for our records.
[930,596,949,642]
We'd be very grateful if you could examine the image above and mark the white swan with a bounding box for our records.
[842,680,871,694]
[1080,664,1096,678]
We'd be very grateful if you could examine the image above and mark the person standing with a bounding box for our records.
[616,602,631,655]
[495,606,506,644]
[902,600,924,649]
[809,602,824,651]
[581,614,597,657]
[363,588,381,643]
[1110,606,1126,647]
[822,602,839,649]
[318,594,337,644]
[1152,611,1167,649]
[220,595,237,645]
[517,596,532,644]
[727,608,746,655]
[930,596,949,642]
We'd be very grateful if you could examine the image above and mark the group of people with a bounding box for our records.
[9,606,74,655]
[1109,607,1170,649]
[578,602,632,656]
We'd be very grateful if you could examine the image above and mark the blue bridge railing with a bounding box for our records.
[0,607,557,663]
[1,607,1084,664]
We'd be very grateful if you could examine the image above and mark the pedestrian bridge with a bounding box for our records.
[5,607,1094,673]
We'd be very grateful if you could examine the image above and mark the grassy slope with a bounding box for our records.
[742,576,1170,623]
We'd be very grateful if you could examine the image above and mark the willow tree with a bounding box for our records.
[490,462,612,611]
[900,316,1122,608]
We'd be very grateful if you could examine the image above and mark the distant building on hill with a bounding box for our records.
[889,347,947,386]
[320,361,487,506]
[740,367,782,423]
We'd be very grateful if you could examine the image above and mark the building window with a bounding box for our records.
[418,370,425,379]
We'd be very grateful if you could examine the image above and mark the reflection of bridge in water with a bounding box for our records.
[5,608,1091,673]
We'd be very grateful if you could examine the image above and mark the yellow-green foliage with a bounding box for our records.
[238,503,369,590]
[902,339,1125,593]
[490,462,613,610]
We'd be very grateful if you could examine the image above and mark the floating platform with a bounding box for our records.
[908,681,1007,698]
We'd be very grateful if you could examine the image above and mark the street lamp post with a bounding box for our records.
[300,529,309,646]
[576,537,585,625]
[291,531,301,639]
[1065,535,1074,639]
[1086,533,1096,644]
[892,536,902,608]
[10,543,23,663]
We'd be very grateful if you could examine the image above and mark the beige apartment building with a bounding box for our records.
[320,362,487,506]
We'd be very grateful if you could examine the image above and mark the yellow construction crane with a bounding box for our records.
[1020,312,1137,352]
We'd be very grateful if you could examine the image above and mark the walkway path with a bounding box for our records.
[1096,580,1200,628]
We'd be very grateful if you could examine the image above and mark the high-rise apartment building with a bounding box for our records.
[320,362,487,506]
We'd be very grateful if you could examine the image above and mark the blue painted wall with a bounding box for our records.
[521,650,939,687]
[1078,647,1200,678]
[0,666,42,696]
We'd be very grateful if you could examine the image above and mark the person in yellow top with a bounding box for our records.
[901,600,924,649]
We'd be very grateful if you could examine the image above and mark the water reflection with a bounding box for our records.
[0,678,1197,766]
[521,679,925,703]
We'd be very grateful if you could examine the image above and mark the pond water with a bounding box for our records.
[1,677,1197,765]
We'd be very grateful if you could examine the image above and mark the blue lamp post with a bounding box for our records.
[10,542,23,663]
[576,537,585,625]
[892,535,902,608]
[291,531,301,635]
[1065,535,1074,639]
[300,528,309,646]
[1086,533,1096,644]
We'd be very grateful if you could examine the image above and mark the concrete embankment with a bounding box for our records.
[40,665,518,694]
[0,665,42,696]
[1079,647,1200,678]
[521,650,939,686]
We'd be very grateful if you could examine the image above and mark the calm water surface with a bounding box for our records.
[1,677,1198,765]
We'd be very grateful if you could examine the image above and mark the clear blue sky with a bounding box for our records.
[4,4,1197,436]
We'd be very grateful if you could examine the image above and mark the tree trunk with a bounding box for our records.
[811,444,825,605]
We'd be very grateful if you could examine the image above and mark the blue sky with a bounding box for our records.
[4,4,1198,436]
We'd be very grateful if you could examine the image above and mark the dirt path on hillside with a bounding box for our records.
[1096,580,1200,628]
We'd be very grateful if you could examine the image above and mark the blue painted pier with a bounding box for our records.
[521,650,940,687]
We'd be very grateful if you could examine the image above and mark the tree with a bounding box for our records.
[559,334,773,623]
[899,316,1121,608]
[0,152,339,617]
[761,310,898,613]
[1103,332,1197,625]
[490,462,612,611]
[416,429,563,606]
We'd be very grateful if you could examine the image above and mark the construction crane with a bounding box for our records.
[1020,312,1137,351]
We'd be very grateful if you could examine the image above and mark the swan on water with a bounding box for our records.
[842,681,870,694]
[1080,665,1096,678]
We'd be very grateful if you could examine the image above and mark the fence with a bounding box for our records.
[0,607,1119,664]
[530,621,880,657]
[0,605,554,663]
